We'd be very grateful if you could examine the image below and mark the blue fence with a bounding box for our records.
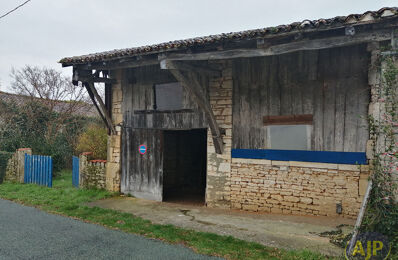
[24,154,53,187]
[72,156,79,188]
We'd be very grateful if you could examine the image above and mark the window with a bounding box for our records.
[154,82,183,110]
[264,114,313,150]
[267,125,311,150]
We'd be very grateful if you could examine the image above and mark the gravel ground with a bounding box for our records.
[0,199,221,260]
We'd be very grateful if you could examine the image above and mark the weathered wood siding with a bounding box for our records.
[232,44,370,152]
[122,65,208,129]
[121,128,163,201]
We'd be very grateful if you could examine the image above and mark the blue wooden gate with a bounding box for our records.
[24,154,53,187]
[72,156,79,188]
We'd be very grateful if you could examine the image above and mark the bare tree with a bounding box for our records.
[10,65,89,113]
[9,65,94,146]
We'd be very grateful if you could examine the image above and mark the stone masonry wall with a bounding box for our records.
[231,159,370,218]
[79,153,106,189]
[105,70,123,192]
[206,60,233,208]
[5,148,32,183]
[367,42,398,201]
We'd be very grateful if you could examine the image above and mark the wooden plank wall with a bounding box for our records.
[232,44,370,152]
[122,65,208,129]
[121,127,163,201]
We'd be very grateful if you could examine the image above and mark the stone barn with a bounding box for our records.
[60,7,398,219]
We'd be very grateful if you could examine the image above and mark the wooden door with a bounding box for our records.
[121,128,163,201]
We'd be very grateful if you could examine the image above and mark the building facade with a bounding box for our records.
[61,7,398,219]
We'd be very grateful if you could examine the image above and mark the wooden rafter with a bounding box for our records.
[85,83,107,127]
[73,67,116,134]
[163,61,224,154]
[85,82,116,135]
[73,68,116,84]
[70,56,159,70]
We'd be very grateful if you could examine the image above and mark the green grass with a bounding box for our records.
[0,170,341,260]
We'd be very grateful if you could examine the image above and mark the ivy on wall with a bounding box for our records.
[362,55,398,256]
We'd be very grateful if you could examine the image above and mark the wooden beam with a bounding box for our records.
[85,82,116,134]
[160,60,221,77]
[73,68,117,84]
[79,76,116,84]
[85,83,108,129]
[105,83,113,135]
[72,57,159,70]
[263,114,313,125]
[165,29,392,61]
[164,62,224,154]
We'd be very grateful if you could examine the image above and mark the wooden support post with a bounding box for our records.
[85,82,116,134]
[164,62,224,154]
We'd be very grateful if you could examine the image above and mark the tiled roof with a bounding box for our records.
[60,7,398,65]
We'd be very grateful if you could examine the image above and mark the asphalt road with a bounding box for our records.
[0,199,221,260]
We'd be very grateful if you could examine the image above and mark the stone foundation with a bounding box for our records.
[230,158,370,218]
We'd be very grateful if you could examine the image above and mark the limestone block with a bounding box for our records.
[300,197,313,204]
[333,176,346,186]
[366,140,374,160]
[242,204,258,211]
[338,164,360,171]
[232,203,242,209]
[284,196,300,202]
[113,113,123,125]
[111,135,121,149]
[271,207,283,214]
[272,160,290,166]
[271,194,283,201]
[106,162,120,180]
[218,163,231,172]
[359,178,369,196]
[232,158,272,165]
[360,165,370,172]
[289,161,338,169]
[221,107,232,116]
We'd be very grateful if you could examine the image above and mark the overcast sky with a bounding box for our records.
[0,0,397,92]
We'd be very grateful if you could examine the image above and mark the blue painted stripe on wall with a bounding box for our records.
[231,149,367,165]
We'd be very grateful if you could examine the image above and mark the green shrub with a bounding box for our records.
[0,99,99,173]
[76,125,107,160]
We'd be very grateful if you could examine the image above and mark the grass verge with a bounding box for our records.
[0,170,341,260]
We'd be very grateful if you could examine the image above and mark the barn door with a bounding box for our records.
[121,128,163,201]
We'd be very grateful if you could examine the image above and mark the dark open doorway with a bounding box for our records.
[163,129,207,205]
